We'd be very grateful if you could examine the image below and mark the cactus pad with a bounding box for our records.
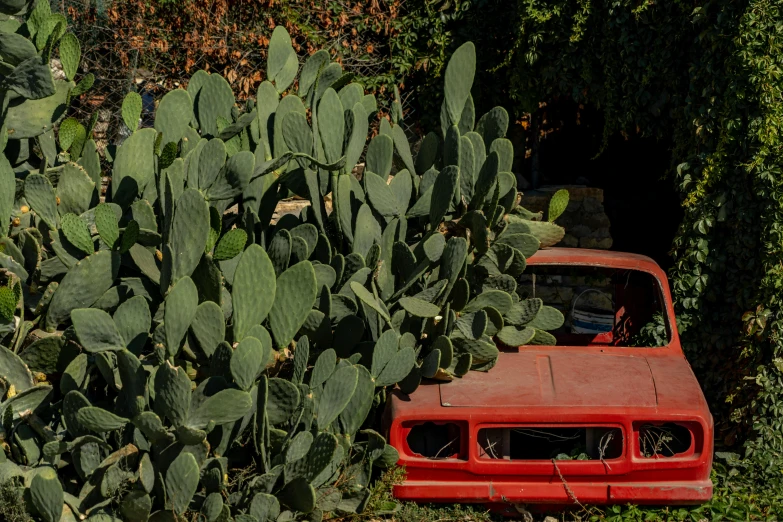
[463,290,513,315]
[24,173,59,229]
[232,244,276,341]
[370,329,399,376]
[122,92,142,132]
[71,308,125,352]
[455,310,488,340]
[267,26,298,93]
[0,343,34,391]
[198,138,226,190]
[111,127,157,204]
[452,352,473,377]
[267,377,301,425]
[154,362,191,427]
[94,203,119,248]
[311,348,336,387]
[189,301,225,357]
[364,170,399,219]
[187,389,252,429]
[197,74,235,137]
[399,297,441,318]
[504,216,566,248]
[154,88,193,146]
[527,305,565,331]
[231,336,265,390]
[476,106,509,144]
[421,349,441,378]
[286,431,313,463]
[169,189,210,283]
[268,228,292,276]
[166,452,200,514]
[250,493,280,522]
[0,157,13,238]
[202,492,224,522]
[452,335,498,362]
[57,163,95,216]
[344,102,369,175]
[268,261,317,348]
[120,491,152,522]
[375,347,416,387]
[289,336,309,387]
[366,134,393,178]
[496,326,535,347]
[496,233,540,258]
[76,406,128,432]
[18,335,63,375]
[278,477,316,513]
[164,276,198,357]
[350,282,390,322]
[318,88,344,163]
[58,32,80,81]
[548,189,570,222]
[504,298,542,326]
[317,363,358,429]
[30,467,63,522]
[429,165,459,227]
[339,364,373,436]
[443,42,476,126]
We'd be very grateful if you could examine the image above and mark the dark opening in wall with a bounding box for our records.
[524,99,682,270]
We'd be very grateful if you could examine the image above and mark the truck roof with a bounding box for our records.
[526,248,663,275]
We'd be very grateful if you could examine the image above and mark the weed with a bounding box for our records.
[0,480,33,522]
[333,466,499,521]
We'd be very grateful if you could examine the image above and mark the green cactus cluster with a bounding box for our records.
[0,8,568,520]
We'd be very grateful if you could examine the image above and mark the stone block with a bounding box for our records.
[580,236,613,249]
[568,187,604,202]
[560,234,579,247]
[570,224,592,238]
[589,227,611,239]
[579,212,610,229]
[583,197,604,213]
[520,285,574,308]
[518,185,611,251]
[518,194,548,214]
[555,213,577,229]
[580,237,599,249]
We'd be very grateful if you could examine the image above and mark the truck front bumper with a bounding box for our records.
[394,479,713,505]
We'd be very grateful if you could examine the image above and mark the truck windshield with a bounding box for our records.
[518,265,671,347]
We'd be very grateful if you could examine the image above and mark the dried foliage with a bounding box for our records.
[62,0,461,142]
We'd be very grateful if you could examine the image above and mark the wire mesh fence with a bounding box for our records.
[52,0,427,152]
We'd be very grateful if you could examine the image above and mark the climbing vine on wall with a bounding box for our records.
[671,0,783,479]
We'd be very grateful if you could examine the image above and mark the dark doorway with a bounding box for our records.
[525,99,681,270]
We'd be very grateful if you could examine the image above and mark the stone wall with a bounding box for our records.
[518,186,612,249]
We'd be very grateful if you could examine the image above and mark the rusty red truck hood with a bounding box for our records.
[388,349,713,506]
[438,350,707,412]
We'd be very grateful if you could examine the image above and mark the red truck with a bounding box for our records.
[386,248,713,507]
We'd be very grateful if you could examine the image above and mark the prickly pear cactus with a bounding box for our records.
[0,0,91,168]
[0,13,569,520]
